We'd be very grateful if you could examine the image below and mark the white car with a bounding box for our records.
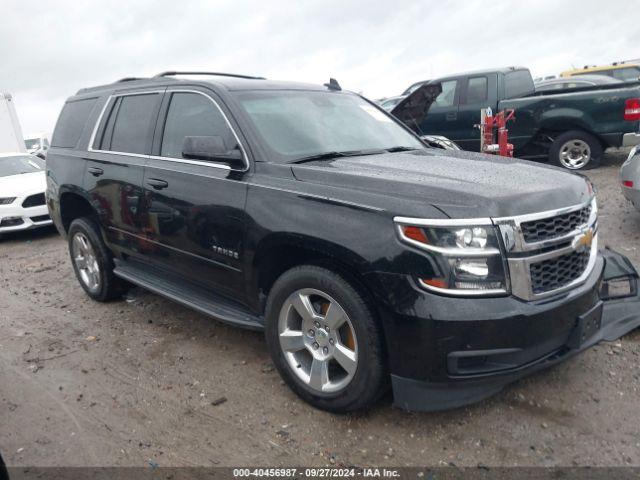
[621,146,640,211]
[0,152,52,236]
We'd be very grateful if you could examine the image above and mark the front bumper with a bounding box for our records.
[0,197,52,234]
[368,249,640,412]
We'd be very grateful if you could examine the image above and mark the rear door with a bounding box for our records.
[418,79,461,140]
[455,74,498,151]
[84,90,163,255]
[140,87,250,300]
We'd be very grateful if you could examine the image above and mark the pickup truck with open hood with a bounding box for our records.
[392,67,640,170]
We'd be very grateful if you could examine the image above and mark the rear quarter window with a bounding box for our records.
[504,70,535,99]
[51,97,98,148]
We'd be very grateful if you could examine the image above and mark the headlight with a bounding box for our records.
[395,218,509,296]
[0,197,16,205]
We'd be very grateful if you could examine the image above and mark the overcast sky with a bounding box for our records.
[2,0,638,135]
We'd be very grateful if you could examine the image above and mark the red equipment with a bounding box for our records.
[478,108,515,157]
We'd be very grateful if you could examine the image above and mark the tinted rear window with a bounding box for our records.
[51,98,97,148]
[504,70,534,99]
[108,93,159,154]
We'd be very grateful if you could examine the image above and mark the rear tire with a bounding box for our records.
[265,265,387,413]
[68,217,127,302]
[549,130,602,170]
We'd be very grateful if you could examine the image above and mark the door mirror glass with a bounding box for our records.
[182,136,243,166]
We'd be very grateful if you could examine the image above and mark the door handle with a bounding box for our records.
[445,112,457,121]
[88,166,104,177]
[147,178,169,190]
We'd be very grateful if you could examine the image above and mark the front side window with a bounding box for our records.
[161,92,236,159]
[465,77,488,103]
[233,90,423,162]
[433,80,457,107]
[101,93,159,154]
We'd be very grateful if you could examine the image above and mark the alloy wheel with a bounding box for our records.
[71,232,101,293]
[278,288,358,393]
[559,139,591,169]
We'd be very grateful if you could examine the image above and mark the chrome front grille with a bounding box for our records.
[520,205,591,243]
[530,249,591,294]
[494,197,598,301]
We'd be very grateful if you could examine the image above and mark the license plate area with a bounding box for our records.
[567,302,603,349]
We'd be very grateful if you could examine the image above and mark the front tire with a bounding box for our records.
[68,217,127,302]
[265,265,387,413]
[549,130,602,170]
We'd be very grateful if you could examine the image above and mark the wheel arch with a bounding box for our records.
[535,115,607,148]
[59,190,98,234]
[250,233,378,315]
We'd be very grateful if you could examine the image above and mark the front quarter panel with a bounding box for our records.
[242,163,448,313]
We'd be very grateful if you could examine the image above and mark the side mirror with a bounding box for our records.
[182,136,244,168]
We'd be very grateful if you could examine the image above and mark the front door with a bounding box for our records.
[418,79,461,140]
[141,88,249,300]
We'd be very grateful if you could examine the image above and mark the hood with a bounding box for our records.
[0,171,46,198]
[391,83,442,135]
[291,149,592,219]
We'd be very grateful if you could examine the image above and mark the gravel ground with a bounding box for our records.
[1,149,639,468]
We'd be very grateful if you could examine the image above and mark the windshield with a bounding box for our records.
[24,138,41,150]
[233,90,423,163]
[0,155,44,177]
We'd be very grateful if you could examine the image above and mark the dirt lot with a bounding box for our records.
[1,149,639,468]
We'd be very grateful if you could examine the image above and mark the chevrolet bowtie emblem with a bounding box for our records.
[572,228,594,253]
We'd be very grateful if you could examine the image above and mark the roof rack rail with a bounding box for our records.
[116,77,145,83]
[153,71,266,80]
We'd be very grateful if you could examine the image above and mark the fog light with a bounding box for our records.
[601,277,635,300]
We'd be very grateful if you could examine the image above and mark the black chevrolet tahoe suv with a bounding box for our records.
[46,71,640,413]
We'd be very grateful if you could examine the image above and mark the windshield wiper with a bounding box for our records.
[290,150,371,164]
[385,146,420,153]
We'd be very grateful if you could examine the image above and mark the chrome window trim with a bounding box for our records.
[87,89,249,172]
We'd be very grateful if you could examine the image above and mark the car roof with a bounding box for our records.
[76,73,332,96]
[429,66,528,82]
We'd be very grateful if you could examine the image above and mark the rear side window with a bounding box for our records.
[465,77,488,103]
[160,92,236,159]
[51,98,97,148]
[504,70,534,99]
[107,93,159,154]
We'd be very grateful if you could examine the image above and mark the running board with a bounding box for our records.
[113,259,264,331]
